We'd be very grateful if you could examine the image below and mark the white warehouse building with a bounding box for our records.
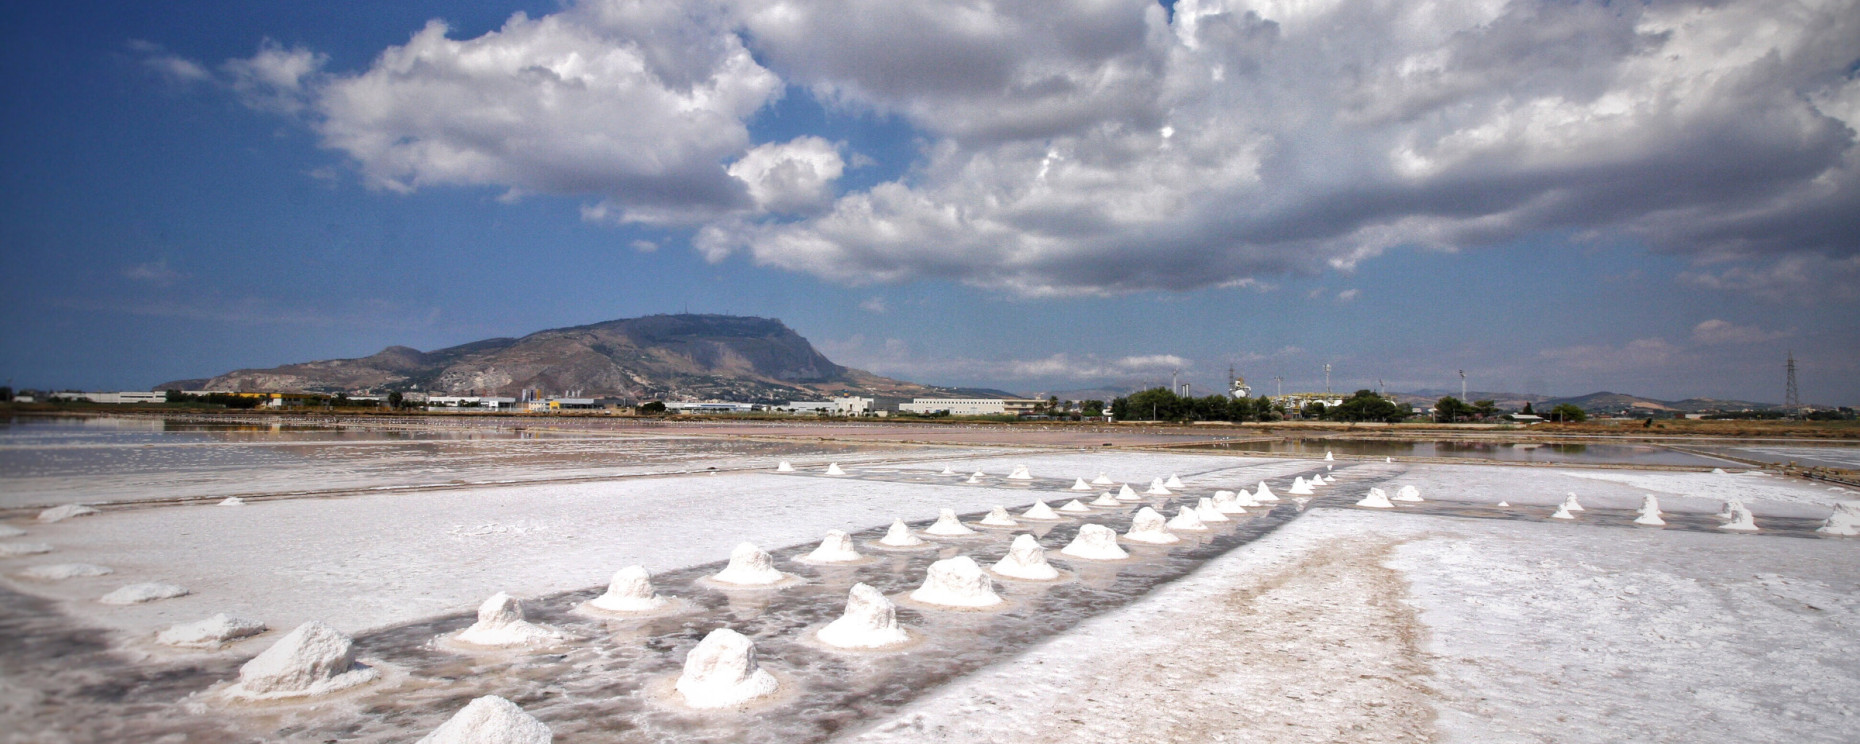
[899,398,1008,416]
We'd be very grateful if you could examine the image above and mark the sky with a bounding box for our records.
[2,0,1857,405]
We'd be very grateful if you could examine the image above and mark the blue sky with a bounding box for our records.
[3,0,1857,404]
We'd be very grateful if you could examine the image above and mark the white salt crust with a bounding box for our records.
[711,543,787,586]
[878,519,927,547]
[817,583,912,649]
[588,566,672,613]
[923,509,978,537]
[1357,488,1395,509]
[1060,524,1129,560]
[992,534,1060,581]
[910,556,1003,608]
[1124,507,1181,545]
[224,621,377,701]
[455,593,564,648]
[675,628,779,709]
[416,695,553,744]
[158,613,268,648]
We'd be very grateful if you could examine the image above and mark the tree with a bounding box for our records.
[638,401,667,414]
[1472,399,1498,419]
[1081,399,1105,416]
[1435,396,1473,422]
[1327,389,1409,422]
[1548,403,1587,422]
[1521,401,1535,415]
[1301,401,1327,419]
[164,389,184,403]
[388,391,404,409]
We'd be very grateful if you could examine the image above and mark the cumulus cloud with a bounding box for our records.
[1681,254,1860,302]
[726,136,845,214]
[222,39,327,115]
[817,335,1190,383]
[131,40,212,85]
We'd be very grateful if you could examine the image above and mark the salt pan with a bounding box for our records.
[1124,507,1180,544]
[923,508,978,537]
[1393,485,1423,502]
[711,543,787,586]
[417,695,553,744]
[158,613,268,648]
[1817,501,1860,536]
[979,507,1019,528]
[1070,478,1093,491]
[1021,500,1061,520]
[456,593,563,648]
[879,519,927,547]
[803,530,863,563]
[225,621,377,700]
[1356,488,1394,509]
[589,566,671,612]
[817,583,911,649]
[1634,495,1666,526]
[1195,498,1229,522]
[1058,499,1092,514]
[37,504,97,523]
[675,628,779,709]
[991,534,1059,580]
[910,556,1004,607]
[1090,491,1122,507]
[17,562,111,580]
[100,582,189,604]
[1060,524,1129,560]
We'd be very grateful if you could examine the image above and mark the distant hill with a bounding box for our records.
[1385,388,1780,413]
[157,314,981,404]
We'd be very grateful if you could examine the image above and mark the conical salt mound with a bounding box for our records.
[924,508,978,536]
[1195,498,1229,522]
[1233,489,1260,507]
[417,695,553,744]
[226,621,377,700]
[1719,503,1759,532]
[1715,498,1741,519]
[1058,499,1092,514]
[675,628,779,709]
[1091,473,1116,485]
[1144,478,1172,496]
[966,473,984,484]
[880,519,926,547]
[1214,490,1248,514]
[1324,451,1334,461]
[1166,507,1207,531]
[1817,501,1860,536]
[776,461,795,472]
[1061,523,1129,560]
[1022,500,1062,520]
[1394,485,1423,502]
[1356,488,1394,509]
[1551,503,1575,520]
[1091,491,1122,507]
[992,534,1059,580]
[805,530,863,563]
[1288,477,1314,495]
[713,543,786,585]
[1634,495,1665,526]
[940,465,956,476]
[910,556,1003,607]
[1007,464,1033,480]
[971,470,987,479]
[825,463,847,476]
[1117,484,1142,501]
[818,583,911,649]
[1562,493,1585,512]
[979,506,1019,527]
[1254,482,1280,502]
[1125,507,1180,544]
[591,566,670,613]
[1496,500,1510,507]
[1070,478,1093,491]
[1385,457,1392,463]
[1164,474,1185,489]
[458,593,562,648]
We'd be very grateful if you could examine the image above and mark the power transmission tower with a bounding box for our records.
[1785,352,1800,410]
[1273,375,1283,398]
[1324,363,1332,395]
[1459,370,1467,401]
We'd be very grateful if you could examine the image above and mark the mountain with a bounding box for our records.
[1386,388,1780,413]
[157,314,977,404]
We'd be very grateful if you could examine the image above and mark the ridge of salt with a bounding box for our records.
[992,534,1059,580]
[1060,523,1129,560]
[1091,491,1122,507]
[158,613,268,648]
[456,593,563,648]
[1166,506,1206,532]
[1324,451,1334,461]
[100,582,189,605]
[1719,503,1759,532]
[17,563,112,581]
[1496,500,1510,507]
[776,461,795,472]
[1393,485,1422,502]
[1164,474,1185,489]
[1634,495,1666,526]
[1194,498,1229,522]
[1091,473,1116,485]
[226,621,376,700]
[1058,499,1092,514]
[940,465,956,476]
[1288,477,1314,495]
[1116,484,1142,501]
[1254,482,1280,502]
[1007,464,1033,480]
[1071,478,1093,491]
[1022,500,1062,520]
[1551,503,1576,520]
[38,504,98,523]
[1817,501,1860,536]
[825,463,846,476]
[1144,478,1173,496]
[1562,493,1585,512]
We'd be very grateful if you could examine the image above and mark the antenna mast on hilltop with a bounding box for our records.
[1785,352,1800,410]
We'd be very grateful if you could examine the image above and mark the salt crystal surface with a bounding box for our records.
[1091,473,1115,485]
[1394,485,1423,502]
[879,519,927,547]
[1124,507,1180,544]
[923,509,978,537]
[100,582,189,605]
[1144,478,1172,496]
[226,621,377,700]
[1356,488,1395,509]
[1719,503,1759,532]
[0,542,53,557]
[1562,493,1585,512]
[776,461,795,473]
[1166,507,1208,531]
[992,534,1059,580]
[416,695,553,744]
[1817,501,1860,536]
[1254,482,1280,502]
[1634,495,1666,526]
[38,504,98,523]
[0,525,21,538]
[1090,491,1122,507]
[825,463,846,476]
[1164,474,1185,489]
[456,593,563,648]
[979,506,1019,527]
[803,530,863,563]
[1070,478,1093,491]
[1116,484,1142,502]
[910,556,1003,607]
[1007,464,1033,480]
[1021,500,1061,520]
[218,497,246,507]
[1060,523,1129,560]
[1058,499,1092,514]
[17,562,112,580]
[712,543,787,585]
[817,583,911,649]
[1194,498,1229,522]
[1289,477,1314,495]
[675,628,779,709]
[158,613,268,648]
[589,566,670,612]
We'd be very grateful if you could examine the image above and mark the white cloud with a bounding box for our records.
[726,136,845,214]
[817,336,1191,383]
[1681,254,1860,302]
[1691,319,1790,345]
[857,296,887,313]
[222,39,327,115]
[1336,288,1359,302]
[629,239,659,253]
[122,259,183,284]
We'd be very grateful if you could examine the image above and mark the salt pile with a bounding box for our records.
[1070,478,1093,491]
[1124,507,1181,544]
[1254,482,1280,502]
[1144,478,1173,496]
[966,473,985,484]
[0,525,22,538]
[1164,474,1185,489]
[1233,489,1260,507]
[1091,473,1116,485]
[1007,464,1033,480]
[100,582,189,604]
[589,566,671,612]
[225,621,377,700]
[923,508,979,536]
[1021,500,1061,520]
[1719,502,1759,532]
[1634,495,1666,526]
[825,463,847,476]
[37,504,98,523]
[1325,451,1335,461]
[1356,488,1394,509]
[1165,507,1206,531]
[1116,484,1142,502]
[1562,493,1585,512]
[1550,502,1576,520]
[1496,500,1510,507]
[1060,524,1129,560]
[879,519,927,547]
[675,628,779,709]
[456,593,563,648]
[777,461,795,472]
[711,543,787,585]
[992,534,1060,580]
[1715,498,1741,519]
[817,583,911,649]
[1091,491,1122,507]
[939,465,956,476]
[1288,477,1314,495]
[1194,498,1229,522]
[158,613,268,648]
[1393,485,1423,502]
[219,497,246,507]
[803,530,864,563]
[979,506,1020,528]
[18,563,111,580]
[1817,502,1860,536]
[0,542,53,557]
[1058,499,1093,514]
[417,695,553,744]
[1212,491,1247,515]
[910,556,1004,608]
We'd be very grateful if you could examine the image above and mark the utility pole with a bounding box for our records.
[1459,370,1467,401]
